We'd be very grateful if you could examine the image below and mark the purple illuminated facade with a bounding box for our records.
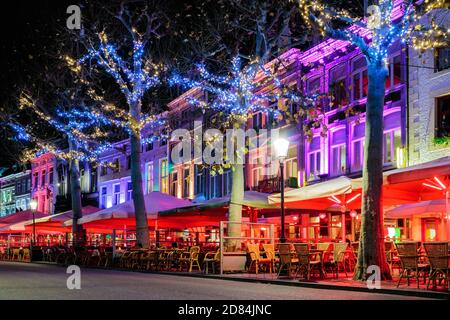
[247,39,406,192]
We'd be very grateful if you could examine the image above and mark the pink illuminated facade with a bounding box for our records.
[31,153,57,214]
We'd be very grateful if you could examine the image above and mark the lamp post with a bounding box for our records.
[30,199,37,261]
[275,138,289,243]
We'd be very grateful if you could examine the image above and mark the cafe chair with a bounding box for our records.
[263,244,279,274]
[396,242,429,288]
[423,242,449,290]
[203,248,220,274]
[277,243,298,279]
[179,246,201,272]
[293,243,322,280]
[22,248,30,262]
[323,242,348,278]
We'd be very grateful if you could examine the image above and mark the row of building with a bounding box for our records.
[1,38,449,237]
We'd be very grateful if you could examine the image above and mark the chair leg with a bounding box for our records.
[397,269,404,288]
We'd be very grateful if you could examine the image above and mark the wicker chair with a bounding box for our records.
[293,243,322,280]
[203,248,220,274]
[395,242,429,288]
[179,246,201,272]
[262,244,279,273]
[277,243,298,279]
[22,248,30,262]
[423,242,449,290]
[246,244,272,274]
[323,243,348,278]
[11,248,20,261]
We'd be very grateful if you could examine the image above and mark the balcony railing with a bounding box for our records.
[253,177,298,194]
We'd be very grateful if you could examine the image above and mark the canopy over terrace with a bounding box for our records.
[68,192,192,231]
[268,157,450,210]
[268,176,363,210]
[158,191,279,228]
[22,206,100,233]
[0,210,47,233]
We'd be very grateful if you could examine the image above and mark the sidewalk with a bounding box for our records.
[155,271,450,300]
[28,260,450,299]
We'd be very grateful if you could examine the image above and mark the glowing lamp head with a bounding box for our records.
[30,199,38,211]
[274,138,289,160]
[350,210,357,218]
[319,213,327,220]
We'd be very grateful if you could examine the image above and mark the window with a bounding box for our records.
[209,173,222,198]
[285,157,298,179]
[100,164,107,176]
[49,167,54,184]
[146,162,154,193]
[436,94,450,138]
[33,173,38,189]
[329,63,347,108]
[16,182,22,194]
[351,123,365,172]
[330,129,347,176]
[160,129,167,146]
[113,184,120,206]
[307,76,321,95]
[41,170,46,187]
[80,169,85,189]
[386,54,402,90]
[113,158,120,173]
[435,46,450,72]
[145,135,154,151]
[307,136,321,181]
[101,186,107,209]
[383,129,401,165]
[90,168,97,193]
[183,168,190,198]
[126,182,133,201]
[351,56,368,101]
[195,165,205,195]
[252,112,264,130]
[171,172,178,197]
[252,166,264,188]
[223,170,232,196]
[160,158,169,194]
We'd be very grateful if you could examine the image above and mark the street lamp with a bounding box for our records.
[275,138,289,243]
[30,199,38,248]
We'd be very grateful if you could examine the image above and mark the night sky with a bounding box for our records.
[1,1,72,91]
[0,1,75,167]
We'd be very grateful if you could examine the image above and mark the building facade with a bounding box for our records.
[0,169,32,217]
[407,46,450,165]
[97,113,169,209]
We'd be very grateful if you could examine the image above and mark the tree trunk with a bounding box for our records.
[130,102,149,248]
[227,163,244,251]
[68,139,84,248]
[353,60,392,281]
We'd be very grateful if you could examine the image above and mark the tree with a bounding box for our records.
[169,0,323,248]
[9,91,116,246]
[66,2,170,248]
[299,0,449,280]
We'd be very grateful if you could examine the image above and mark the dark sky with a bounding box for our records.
[0,1,75,167]
[0,1,74,99]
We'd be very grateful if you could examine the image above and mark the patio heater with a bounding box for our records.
[30,199,38,261]
[275,138,290,243]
